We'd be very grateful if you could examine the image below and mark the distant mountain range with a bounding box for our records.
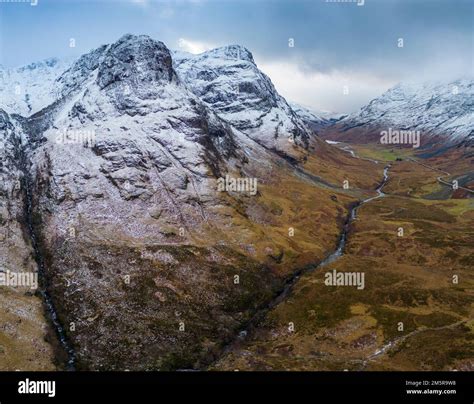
[288,102,347,132]
[2,40,472,150]
[0,57,72,116]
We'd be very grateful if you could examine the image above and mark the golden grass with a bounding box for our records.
[213,145,474,371]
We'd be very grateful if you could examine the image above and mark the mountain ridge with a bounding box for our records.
[1,33,368,370]
[323,78,474,147]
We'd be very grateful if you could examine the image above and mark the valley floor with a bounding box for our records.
[212,146,474,371]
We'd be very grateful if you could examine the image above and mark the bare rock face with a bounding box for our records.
[97,34,177,91]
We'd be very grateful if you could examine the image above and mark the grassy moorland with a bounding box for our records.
[212,147,474,371]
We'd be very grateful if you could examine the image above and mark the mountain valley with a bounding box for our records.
[0,34,472,371]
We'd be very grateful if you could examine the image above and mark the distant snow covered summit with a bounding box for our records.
[328,79,474,146]
[173,44,312,151]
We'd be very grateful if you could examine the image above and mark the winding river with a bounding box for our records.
[211,165,391,365]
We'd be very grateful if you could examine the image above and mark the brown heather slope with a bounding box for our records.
[212,147,474,371]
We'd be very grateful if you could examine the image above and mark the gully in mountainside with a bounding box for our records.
[12,124,77,370]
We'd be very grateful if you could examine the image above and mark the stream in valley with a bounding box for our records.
[209,165,391,366]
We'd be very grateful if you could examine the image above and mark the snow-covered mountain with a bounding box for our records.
[1,40,314,156]
[328,79,474,146]
[1,30,472,372]
[173,46,311,152]
[34,35,243,200]
[0,58,72,116]
[3,34,318,370]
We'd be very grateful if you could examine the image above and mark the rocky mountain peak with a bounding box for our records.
[96,34,178,90]
[174,44,311,153]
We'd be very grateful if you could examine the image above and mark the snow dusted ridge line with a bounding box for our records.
[2,34,473,149]
[0,58,73,116]
[1,35,316,156]
[337,79,474,144]
[173,44,313,152]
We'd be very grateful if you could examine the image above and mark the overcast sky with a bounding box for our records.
[0,0,472,113]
